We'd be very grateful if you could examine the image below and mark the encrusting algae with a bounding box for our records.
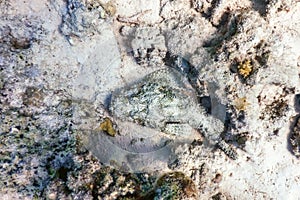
[238,60,253,78]
[99,118,116,136]
[234,97,250,111]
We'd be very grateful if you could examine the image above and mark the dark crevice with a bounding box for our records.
[251,0,270,16]
[288,115,300,157]
[201,0,221,20]
[203,12,240,56]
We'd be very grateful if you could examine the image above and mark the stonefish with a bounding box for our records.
[85,67,227,172]
[110,67,224,144]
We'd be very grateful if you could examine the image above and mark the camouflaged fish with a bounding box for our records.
[109,67,224,145]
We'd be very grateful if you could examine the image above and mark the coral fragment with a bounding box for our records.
[238,60,253,78]
[233,97,249,111]
[99,118,116,137]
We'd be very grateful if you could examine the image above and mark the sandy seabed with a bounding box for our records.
[1,0,300,199]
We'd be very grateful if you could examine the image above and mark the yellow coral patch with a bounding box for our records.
[101,1,116,17]
[238,60,252,78]
[99,118,116,137]
[234,97,250,111]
